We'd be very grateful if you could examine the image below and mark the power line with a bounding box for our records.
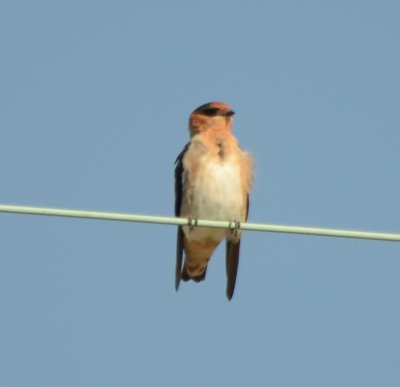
[0,204,399,242]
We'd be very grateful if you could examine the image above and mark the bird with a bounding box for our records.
[174,102,253,300]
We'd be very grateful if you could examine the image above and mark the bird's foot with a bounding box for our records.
[187,216,198,232]
[229,220,241,239]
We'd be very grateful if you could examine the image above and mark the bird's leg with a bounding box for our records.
[229,220,241,239]
[187,216,198,232]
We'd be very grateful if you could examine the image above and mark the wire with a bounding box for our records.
[1,204,399,242]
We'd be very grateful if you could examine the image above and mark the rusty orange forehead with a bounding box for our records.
[192,102,233,114]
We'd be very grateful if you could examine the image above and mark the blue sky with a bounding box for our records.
[1,1,399,386]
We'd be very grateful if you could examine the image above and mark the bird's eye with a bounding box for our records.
[202,108,219,116]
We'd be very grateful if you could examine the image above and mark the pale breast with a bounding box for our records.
[181,154,246,242]
[191,159,243,220]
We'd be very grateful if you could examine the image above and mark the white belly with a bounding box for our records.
[182,159,244,242]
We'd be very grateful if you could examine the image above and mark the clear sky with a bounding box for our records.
[1,1,399,386]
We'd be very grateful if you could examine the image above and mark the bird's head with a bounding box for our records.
[188,102,235,136]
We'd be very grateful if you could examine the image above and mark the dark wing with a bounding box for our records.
[174,143,190,290]
[175,227,184,290]
[226,194,250,300]
[174,143,189,216]
[226,239,240,300]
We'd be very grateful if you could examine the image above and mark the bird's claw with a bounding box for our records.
[229,220,241,238]
[187,217,198,232]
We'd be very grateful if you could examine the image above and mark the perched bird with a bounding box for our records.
[174,102,253,300]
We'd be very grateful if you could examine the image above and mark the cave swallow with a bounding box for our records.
[174,102,253,300]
